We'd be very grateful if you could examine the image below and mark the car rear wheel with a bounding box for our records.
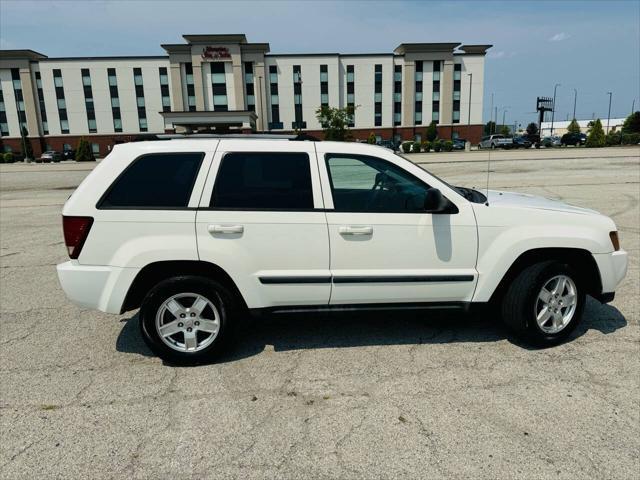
[501,261,585,346]
[139,276,238,365]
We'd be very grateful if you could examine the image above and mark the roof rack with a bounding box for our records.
[134,133,321,142]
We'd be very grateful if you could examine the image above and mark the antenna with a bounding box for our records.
[485,145,491,206]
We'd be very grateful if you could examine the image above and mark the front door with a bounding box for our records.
[196,140,330,310]
[317,147,478,305]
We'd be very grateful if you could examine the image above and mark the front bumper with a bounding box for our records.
[56,261,139,314]
[592,250,628,298]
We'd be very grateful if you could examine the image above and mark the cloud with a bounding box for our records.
[487,51,516,59]
[549,32,570,42]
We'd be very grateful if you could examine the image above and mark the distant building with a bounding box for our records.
[0,34,491,156]
[540,118,626,137]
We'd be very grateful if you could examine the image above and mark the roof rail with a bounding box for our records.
[142,133,321,142]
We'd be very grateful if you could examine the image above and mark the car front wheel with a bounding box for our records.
[139,276,238,365]
[501,261,585,346]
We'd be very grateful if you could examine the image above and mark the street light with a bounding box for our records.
[606,92,613,134]
[550,83,560,135]
[572,88,577,120]
[501,107,509,133]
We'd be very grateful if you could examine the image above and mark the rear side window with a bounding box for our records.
[99,153,204,208]
[211,152,313,209]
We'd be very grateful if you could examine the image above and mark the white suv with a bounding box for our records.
[57,137,628,364]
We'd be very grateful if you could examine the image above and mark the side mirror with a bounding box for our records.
[424,188,450,213]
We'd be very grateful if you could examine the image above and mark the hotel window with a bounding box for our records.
[52,69,69,134]
[320,64,328,107]
[393,65,401,126]
[159,67,170,112]
[453,64,461,124]
[268,65,282,129]
[0,88,8,136]
[432,61,441,123]
[11,69,27,132]
[244,62,255,112]
[211,62,228,111]
[374,64,382,126]
[346,65,354,127]
[81,69,97,133]
[414,61,423,125]
[185,63,196,112]
[35,72,48,135]
[133,68,147,132]
[91,143,100,155]
[107,68,122,133]
[292,65,305,129]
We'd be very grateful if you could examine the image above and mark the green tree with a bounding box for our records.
[621,111,640,133]
[425,121,438,142]
[500,124,511,136]
[315,105,356,141]
[586,119,606,147]
[367,132,376,144]
[75,137,93,162]
[567,118,581,134]
[525,122,538,136]
[484,121,496,135]
[20,126,33,161]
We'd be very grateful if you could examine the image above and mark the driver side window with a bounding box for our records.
[325,154,431,212]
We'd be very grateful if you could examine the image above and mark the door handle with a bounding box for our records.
[208,224,244,234]
[339,225,373,235]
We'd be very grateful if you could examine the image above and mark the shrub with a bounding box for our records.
[586,119,606,148]
[621,111,640,134]
[605,131,622,146]
[401,142,412,153]
[411,142,421,153]
[367,132,376,144]
[425,121,438,142]
[567,119,581,134]
[75,138,94,162]
[622,133,640,145]
[443,140,454,152]
[421,141,431,152]
[2,152,14,163]
[433,140,442,152]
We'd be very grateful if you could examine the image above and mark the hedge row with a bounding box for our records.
[401,140,454,153]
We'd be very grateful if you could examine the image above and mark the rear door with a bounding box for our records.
[196,140,330,310]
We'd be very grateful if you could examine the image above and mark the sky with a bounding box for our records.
[1,0,639,127]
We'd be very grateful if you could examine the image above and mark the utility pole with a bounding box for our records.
[502,108,508,132]
[606,92,612,134]
[572,88,577,120]
[550,83,560,135]
[631,99,635,115]
[489,92,494,134]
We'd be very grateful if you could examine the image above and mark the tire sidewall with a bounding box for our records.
[524,263,585,344]
[139,276,234,365]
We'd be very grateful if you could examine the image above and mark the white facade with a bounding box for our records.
[0,36,490,155]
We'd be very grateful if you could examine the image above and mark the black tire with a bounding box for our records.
[501,261,585,347]
[139,275,239,365]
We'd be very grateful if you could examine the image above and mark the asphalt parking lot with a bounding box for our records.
[1,146,638,479]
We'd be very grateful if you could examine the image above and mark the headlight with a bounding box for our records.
[609,231,620,251]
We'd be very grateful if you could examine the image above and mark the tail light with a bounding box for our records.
[62,216,93,259]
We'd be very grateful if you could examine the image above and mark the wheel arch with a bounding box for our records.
[121,260,246,314]
[487,247,602,305]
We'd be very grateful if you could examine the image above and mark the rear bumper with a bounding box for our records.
[592,250,628,298]
[56,261,139,314]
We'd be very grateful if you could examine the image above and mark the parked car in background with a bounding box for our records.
[542,136,562,148]
[478,134,513,149]
[512,136,532,149]
[378,139,397,151]
[38,151,62,163]
[561,133,587,147]
[452,138,466,150]
[522,133,541,148]
[62,149,76,160]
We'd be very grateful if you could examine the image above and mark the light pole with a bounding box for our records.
[489,92,494,134]
[501,108,508,133]
[494,106,498,134]
[550,83,560,135]
[606,92,612,134]
[572,88,577,120]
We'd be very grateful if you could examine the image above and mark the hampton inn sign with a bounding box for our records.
[201,46,231,61]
